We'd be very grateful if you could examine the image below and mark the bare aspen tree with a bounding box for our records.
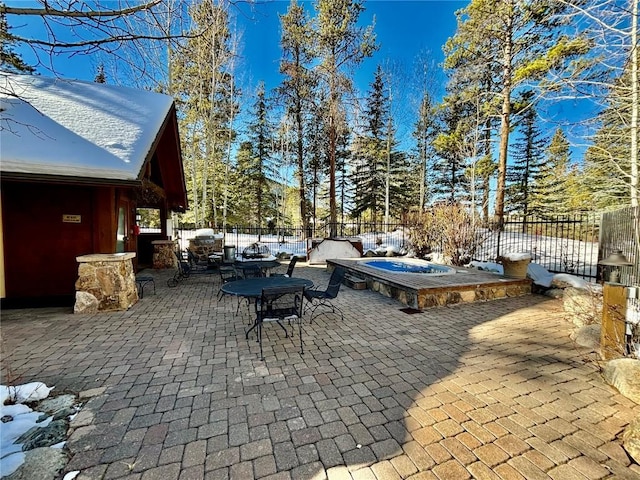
[551,0,639,209]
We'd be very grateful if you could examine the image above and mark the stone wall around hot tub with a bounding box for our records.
[368,277,531,309]
[326,259,532,310]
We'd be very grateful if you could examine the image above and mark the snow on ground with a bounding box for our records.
[1,382,55,476]
[174,226,602,282]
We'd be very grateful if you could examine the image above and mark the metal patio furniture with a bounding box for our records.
[272,256,299,278]
[304,266,346,322]
[251,285,305,361]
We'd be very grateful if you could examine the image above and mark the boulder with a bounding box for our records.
[4,447,67,480]
[570,324,601,353]
[544,288,564,299]
[37,395,76,416]
[17,419,68,450]
[602,358,640,404]
[73,291,98,314]
[623,415,640,464]
[563,286,603,328]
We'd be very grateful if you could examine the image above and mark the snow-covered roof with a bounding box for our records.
[0,72,174,181]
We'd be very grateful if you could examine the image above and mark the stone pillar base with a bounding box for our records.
[152,240,177,269]
[75,253,138,312]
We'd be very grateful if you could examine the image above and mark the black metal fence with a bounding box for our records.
[599,206,639,286]
[178,222,409,258]
[473,214,601,280]
[177,213,614,281]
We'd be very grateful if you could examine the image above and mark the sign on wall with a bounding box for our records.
[62,214,81,223]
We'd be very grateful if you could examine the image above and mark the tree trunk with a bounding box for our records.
[295,101,307,235]
[495,7,514,230]
[328,75,338,237]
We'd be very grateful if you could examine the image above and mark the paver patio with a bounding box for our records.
[2,264,639,480]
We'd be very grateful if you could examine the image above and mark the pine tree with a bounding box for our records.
[94,63,107,83]
[351,66,409,224]
[530,128,570,217]
[412,93,438,210]
[314,0,377,235]
[583,70,634,210]
[170,0,238,228]
[246,82,276,230]
[549,0,638,208]
[352,66,387,222]
[432,93,471,204]
[0,9,34,73]
[278,0,317,235]
[507,90,545,216]
[443,0,587,226]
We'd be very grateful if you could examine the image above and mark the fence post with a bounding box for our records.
[601,283,628,359]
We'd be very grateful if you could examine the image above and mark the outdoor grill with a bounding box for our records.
[242,242,271,259]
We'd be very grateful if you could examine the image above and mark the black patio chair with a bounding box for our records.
[304,267,346,322]
[248,285,305,361]
[272,256,298,278]
[240,264,263,279]
[217,265,240,300]
[167,250,191,287]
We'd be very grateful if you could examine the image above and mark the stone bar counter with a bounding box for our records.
[75,253,138,313]
[152,240,177,269]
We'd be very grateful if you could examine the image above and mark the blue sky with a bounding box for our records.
[235,0,466,95]
[8,0,465,99]
[7,0,591,160]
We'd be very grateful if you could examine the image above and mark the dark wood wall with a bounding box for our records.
[1,182,119,301]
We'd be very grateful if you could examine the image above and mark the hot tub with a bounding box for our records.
[358,258,456,276]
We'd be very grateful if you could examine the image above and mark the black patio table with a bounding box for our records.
[220,276,314,300]
[233,260,280,277]
[221,276,315,340]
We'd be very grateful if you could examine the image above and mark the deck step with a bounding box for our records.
[343,274,367,290]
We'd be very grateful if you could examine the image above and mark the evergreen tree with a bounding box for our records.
[583,70,634,209]
[278,0,317,235]
[314,0,377,235]
[0,9,34,74]
[549,0,638,208]
[94,63,107,83]
[246,82,276,229]
[507,90,545,215]
[530,128,570,217]
[444,0,587,226]
[352,66,388,222]
[432,93,471,203]
[231,141,257,225]
[170,0,238,228]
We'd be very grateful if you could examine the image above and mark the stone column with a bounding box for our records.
[75,253,138,313]
[152,240,177,269]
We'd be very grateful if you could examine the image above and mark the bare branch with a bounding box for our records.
[0,1,161,18]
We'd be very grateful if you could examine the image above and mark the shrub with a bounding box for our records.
[407,204,488,266]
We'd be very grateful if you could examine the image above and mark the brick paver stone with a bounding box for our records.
[2,267,639,480]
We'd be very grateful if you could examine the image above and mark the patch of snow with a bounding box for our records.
[502,252,532,261]
[528,263,555,287]
[553,273,590,289]
[0,382,54,404]
[469,261,503,274]
[0,382,55,476]
[2,451,25,477]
